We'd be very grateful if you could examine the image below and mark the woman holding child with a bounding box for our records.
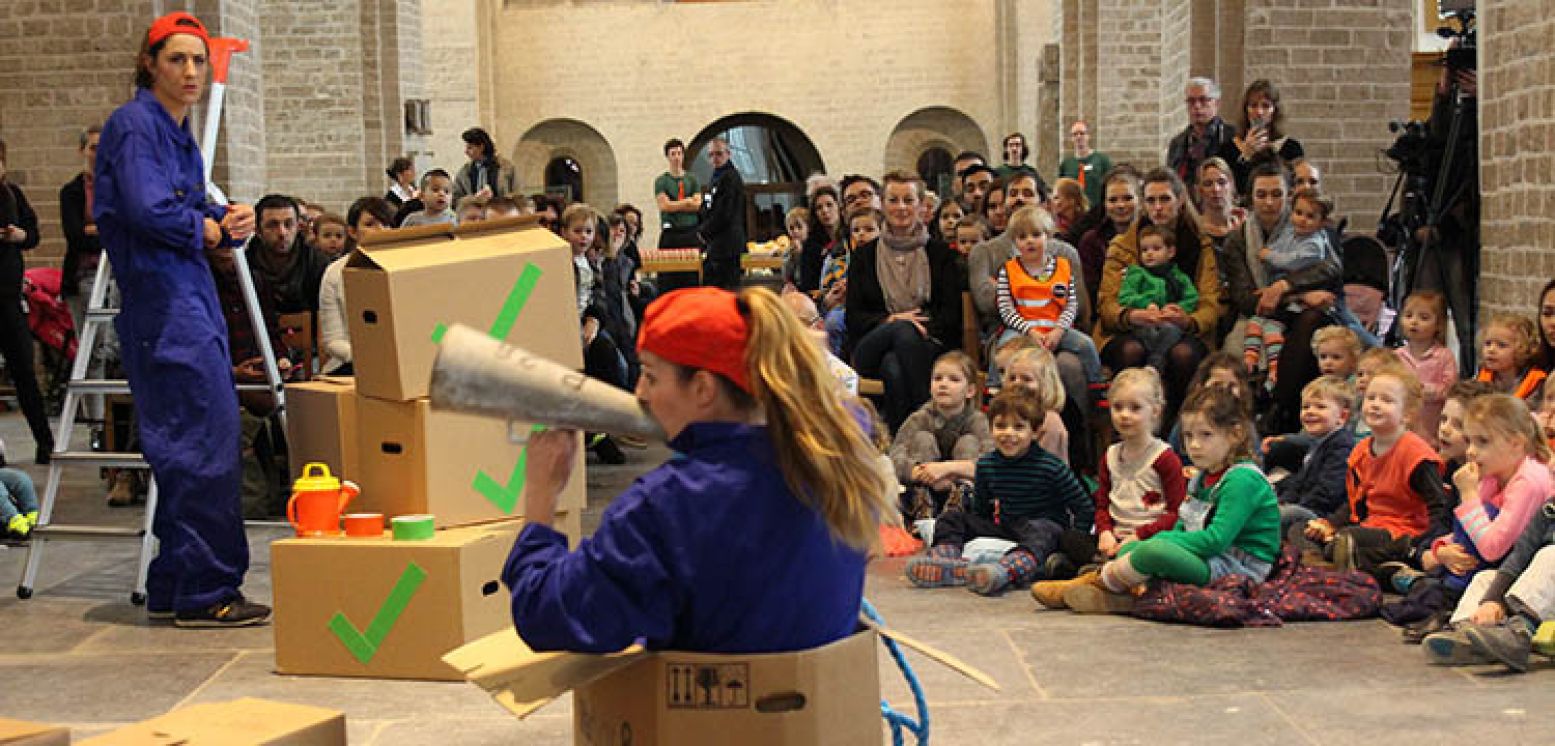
[846,170,965,432]
[1095,168,1222,419]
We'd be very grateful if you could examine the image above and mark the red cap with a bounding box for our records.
[638,287,751,393]
[147,12,210,49]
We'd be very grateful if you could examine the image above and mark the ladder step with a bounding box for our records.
[69,379,133,394]
[86,308,119,320]
[33,524,145,539]
[50,452,150,468]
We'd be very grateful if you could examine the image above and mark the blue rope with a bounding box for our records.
[862,598,930,745]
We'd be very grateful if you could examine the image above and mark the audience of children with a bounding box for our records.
[1032,384,1280,613]
[1116,225,1199,369]
[890,351,991,522]
[906,388,1091,596]
[1393,290,1458,447]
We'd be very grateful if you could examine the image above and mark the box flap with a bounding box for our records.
[349,227,561,274]
[78,698,344,745]
[0,717,69,746]
[442,629,646,718]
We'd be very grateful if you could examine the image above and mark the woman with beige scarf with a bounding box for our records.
[846,170,965,432]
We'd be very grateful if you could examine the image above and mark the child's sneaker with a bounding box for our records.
[1422,625,1490,666]
[905,556,969,588]
[965,563,1010,596]
[22,511,39,530]
[5,514,30,541]
[174,595,272,628]
[1466,618,1535,673]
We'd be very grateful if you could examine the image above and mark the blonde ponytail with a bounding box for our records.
[738,287,897,549]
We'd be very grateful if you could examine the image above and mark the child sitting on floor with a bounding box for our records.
[890,351,991,522]
[1032,385,1280,613]
[1476,313,1548,402]
[1087,367,1186,567]
[1312,325,1362,380]
[1272,376,1357,535]
[906,389,1092,596]
[1351,347,1398,438]
[1169,352,1259,467]
[1394,290,1458,448]
[1001,345,1071,464]
[1296,364,1449,580]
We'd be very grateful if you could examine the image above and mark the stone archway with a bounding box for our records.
[512,119,619,208]
[883,107,989,196]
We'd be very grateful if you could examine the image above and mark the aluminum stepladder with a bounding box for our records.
[15,33,288,603]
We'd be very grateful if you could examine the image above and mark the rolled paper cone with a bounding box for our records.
[429,324,665,442]
[391,514,436,541]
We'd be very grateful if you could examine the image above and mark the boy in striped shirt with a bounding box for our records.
[907,389,1093,595]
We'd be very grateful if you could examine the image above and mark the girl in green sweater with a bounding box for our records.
[1033,385,1281,612]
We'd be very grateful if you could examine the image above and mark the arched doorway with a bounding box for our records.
[512,118,619,208]
[884,106,989,200]
[544,156,584,203]
[687,113,826,242]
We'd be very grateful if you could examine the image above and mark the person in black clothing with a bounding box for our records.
[384,156,417,209]
[699,137,746,290]
[1166,77,1238,191]
[250,194,328,315]
[0,137,56,463]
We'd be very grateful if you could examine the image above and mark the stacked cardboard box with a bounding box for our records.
[274,218,590,680]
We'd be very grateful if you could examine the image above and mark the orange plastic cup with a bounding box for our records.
[343,513,384,537]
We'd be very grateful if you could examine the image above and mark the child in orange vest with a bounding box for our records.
[993,205,1102,387]
[1298,363,1450,581]
[1475,313,1547,402]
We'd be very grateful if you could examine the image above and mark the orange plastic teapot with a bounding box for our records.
[287,463,360,537]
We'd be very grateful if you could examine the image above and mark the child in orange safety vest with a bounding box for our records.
[993,206,1103,389]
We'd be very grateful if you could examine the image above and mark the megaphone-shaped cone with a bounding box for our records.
[429,324,665,441]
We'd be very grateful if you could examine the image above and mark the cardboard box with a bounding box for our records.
[346,218,582,402]
[284,376,358,481]
[353,396,585,528]
[0,718,68,746]
[77,698,343,745]
[273,521,532,681]
[444,630,881,745]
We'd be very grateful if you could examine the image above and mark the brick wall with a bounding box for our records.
[0,0,157,265]
[1477,0,1555,318]
[1242,0,1413,222]
[198,0,266,204]
[1091,0,1193,169]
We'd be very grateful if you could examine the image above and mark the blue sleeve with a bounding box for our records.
[99,119,206,256]
[503,486,680,653]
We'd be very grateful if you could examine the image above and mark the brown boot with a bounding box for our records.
[105,471,134,507]
[1031,570,1098,610]
[1063,573,1137,615]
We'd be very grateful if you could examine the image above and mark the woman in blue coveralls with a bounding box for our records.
[94,12,269,627]
[505,286,896,653]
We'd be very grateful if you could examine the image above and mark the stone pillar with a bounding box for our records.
[1477,0,1555,318]
[1093,0,1193,168]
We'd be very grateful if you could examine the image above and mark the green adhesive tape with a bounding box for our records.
[391,514,435,541]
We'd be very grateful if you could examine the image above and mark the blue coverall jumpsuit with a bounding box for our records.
[94,88,248,613]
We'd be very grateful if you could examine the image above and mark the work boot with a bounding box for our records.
[1466,618,1535,673]
[1031,570,1099,610]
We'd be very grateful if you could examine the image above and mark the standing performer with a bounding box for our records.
[504,286,894,653]
[94,12,269,627]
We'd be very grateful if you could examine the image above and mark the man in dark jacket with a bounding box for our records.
[1166,77,1238,190]
[60,125,103,308]
[251,193,328,314]
[698,137,745,290]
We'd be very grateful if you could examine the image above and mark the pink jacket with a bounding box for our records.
[1435,456,1553,562]
[1396,343,1458,448]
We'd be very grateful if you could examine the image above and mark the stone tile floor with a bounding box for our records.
[1,418,1553,744]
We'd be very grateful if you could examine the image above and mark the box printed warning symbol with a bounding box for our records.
[666,663,750,709]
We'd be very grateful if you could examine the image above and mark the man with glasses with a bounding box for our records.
[839,174,882,213]
[1057,120,1113,209]
[1166,77,1237,190]
[699,137,746,290]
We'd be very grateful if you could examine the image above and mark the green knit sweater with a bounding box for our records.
[1155,462,1281,563]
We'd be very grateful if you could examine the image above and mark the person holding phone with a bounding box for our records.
[1230,79,1304,193]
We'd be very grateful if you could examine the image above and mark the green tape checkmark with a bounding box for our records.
[327,562,428,664]
[473,425,546,512]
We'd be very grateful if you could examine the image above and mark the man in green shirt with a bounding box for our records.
[654,138,703,292]
[995,132,1030,179]
[1057,120,1114,209]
